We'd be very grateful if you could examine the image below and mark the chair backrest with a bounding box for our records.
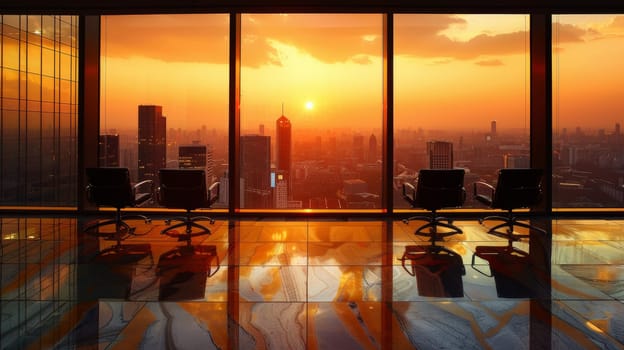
[415,169,466,210]
[492,168,543,210]
[158,168,208,210]
[86,167,134,208]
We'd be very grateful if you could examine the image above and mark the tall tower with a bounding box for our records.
[491,120,497,137]
[427,141,453,169]
[276,114,292,199]
[99,134,119,167]
[240,135,272,208]
[138,105,166,186]
[368,134,377,163]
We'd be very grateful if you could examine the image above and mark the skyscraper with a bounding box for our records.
[99,134,120,167]
[240,135,271,208]
[276,114,292,199]
[427,141,454,169]
[368,134,377,163]
[179,142,215,184]
[138,105,166,186]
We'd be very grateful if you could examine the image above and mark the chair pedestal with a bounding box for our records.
[480,209,546,240]
[161,210,215,246]
[84,208,151,245]
[404,209,463,242]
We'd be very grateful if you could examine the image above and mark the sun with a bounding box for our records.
[305,101,314,110]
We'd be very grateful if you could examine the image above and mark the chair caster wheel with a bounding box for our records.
[402,219,409,224]
[478,219,484,224]
[165,219,171,225]
[129,227,136,234]
[145,218,152,224]
[210,219,215,224]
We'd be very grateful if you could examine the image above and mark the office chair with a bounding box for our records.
[158,168,220,246]
[474,168,545,238]
[85,167,153,244]
[402,169,466,241]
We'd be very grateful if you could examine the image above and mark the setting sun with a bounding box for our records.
[305,101,315,110]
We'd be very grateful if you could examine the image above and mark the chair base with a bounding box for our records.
[479,215,546,240]
[403,214,463,241]
[84,213,151,244]
[161,213,215,246]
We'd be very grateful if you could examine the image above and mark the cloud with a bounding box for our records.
[101,15,230,64]
[475,59,504,67]
[102,14,536,67]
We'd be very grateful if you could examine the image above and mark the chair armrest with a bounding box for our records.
[473,181,495,198]
[208,182,220,206]
[402,182,416,205]
[133,179,154,196]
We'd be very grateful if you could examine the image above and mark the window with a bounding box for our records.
[553,15,624,208]
[394,14,531,209]
[240,14,384,210]
[100,15,229,208]
[0,15,79,207]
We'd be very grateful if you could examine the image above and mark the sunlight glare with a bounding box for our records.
[305,101,315,110]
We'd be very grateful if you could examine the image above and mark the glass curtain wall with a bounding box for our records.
[0,15,79,207]
[99,15,230,208]
[552,15,624,208]
[393,14,531,209]
[239,14,384,210]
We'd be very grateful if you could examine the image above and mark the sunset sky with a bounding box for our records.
[100,14,624,134]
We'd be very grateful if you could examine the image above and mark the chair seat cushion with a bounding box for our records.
[475,194,493,206]
[135,192,152,206]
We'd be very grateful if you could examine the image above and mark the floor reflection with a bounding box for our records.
[1,216,624,349]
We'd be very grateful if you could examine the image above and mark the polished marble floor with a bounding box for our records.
[1,214,623,349]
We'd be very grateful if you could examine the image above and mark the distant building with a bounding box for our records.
[368,134,377,163]
[276,114,292,199]
[179,142,215,184]
[274,170,288,208]
[353,134,365,161]
[427,141,453,169]
[504,154,530,168]
[99,134,119,167]
[138,105,166,186]
[240,135,271,208]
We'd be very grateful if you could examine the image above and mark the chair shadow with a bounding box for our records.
[82,243,153,299]
[157,245,220,301]
[399,244,465,297]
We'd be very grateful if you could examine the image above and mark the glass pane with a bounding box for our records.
[394,14,531,209]
[100,14,230,208]
[0,16,78,207]
[553,15,624,208]
[240,14,384,210]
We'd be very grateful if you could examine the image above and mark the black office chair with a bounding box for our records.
[158,168,220,246]
[402,169,466,241]
[474,168,545,238]
[85,167,153,243]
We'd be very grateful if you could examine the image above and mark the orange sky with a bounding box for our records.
[99,14,624,134]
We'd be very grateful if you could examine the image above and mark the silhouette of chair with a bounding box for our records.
[85,167,153,244]
[399,244,465,297]
[471,241,538,298]
[402,169,466,241]
[158,168,219,246]
[474,168,545,239]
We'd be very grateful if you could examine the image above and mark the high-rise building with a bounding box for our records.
[179,142,215,184]
[138,105,166,186]
[274,170,288,208]
[491,120,497,137]
[427,141,454,169]
[353,134,365,161]
[368,134,377,163]
[240,135,271,208]
[276,114,292,199]
[99,134,120,167]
